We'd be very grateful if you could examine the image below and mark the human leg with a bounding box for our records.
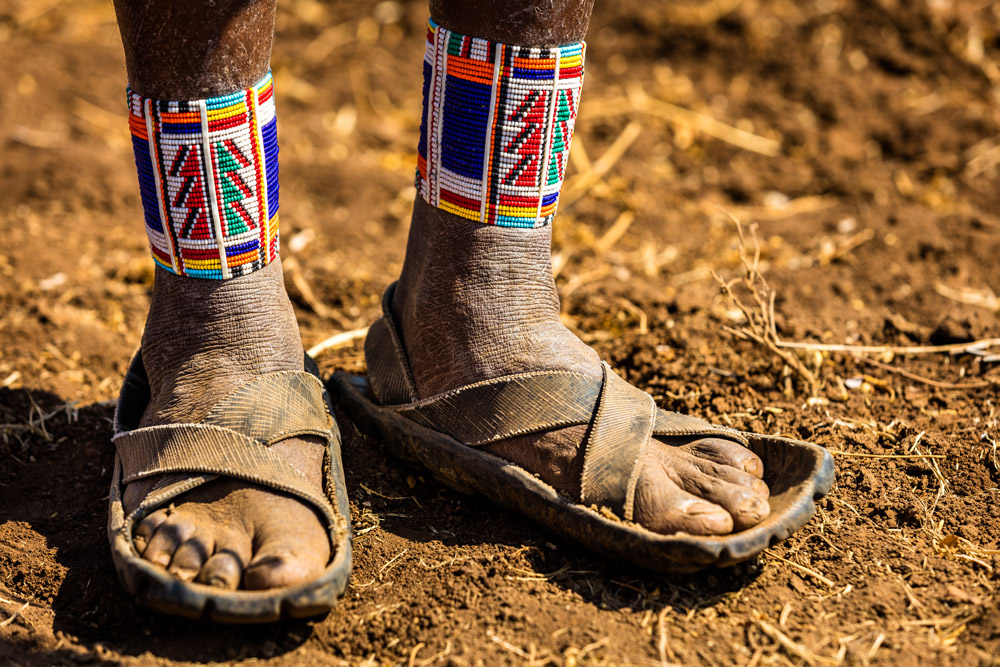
[112,0,330,590]
[386,0,770,535]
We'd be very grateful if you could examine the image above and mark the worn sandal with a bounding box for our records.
[108,352,351,622]
[331,283,834,573]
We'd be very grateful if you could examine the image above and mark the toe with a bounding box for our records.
[678,437,765,479]
[244,541,328,590]
[141,517,196,568]
[168,534,214,582]
[133,508,169,554]
[633,471,734,535]
[242,493,331,590]
[670,458,771,532]
[686,455,770,498]
[199,549,246,590]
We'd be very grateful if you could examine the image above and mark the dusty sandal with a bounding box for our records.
[331,283,834,573]
[108,352,351,622]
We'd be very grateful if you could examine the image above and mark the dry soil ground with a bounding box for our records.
[2,0,1000,665]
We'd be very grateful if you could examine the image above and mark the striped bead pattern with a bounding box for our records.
[128,72,279,279]
[417,20,585,228]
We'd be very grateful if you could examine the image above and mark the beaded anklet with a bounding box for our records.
[127,72,279,279]
[417,20,585,228]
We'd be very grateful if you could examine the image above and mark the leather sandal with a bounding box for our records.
[331,283,834,572]
[108,352,351,622]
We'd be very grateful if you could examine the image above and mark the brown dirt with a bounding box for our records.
[2,0,1000,664]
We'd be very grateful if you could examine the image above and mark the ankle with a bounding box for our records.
[390,199,599,395]
[394,198,561,315]
[140,259,304,425]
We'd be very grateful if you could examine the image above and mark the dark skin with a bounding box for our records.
[114,0,275,99]
[114,0,770,590]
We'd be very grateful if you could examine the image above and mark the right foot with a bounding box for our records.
[121,260,331,589]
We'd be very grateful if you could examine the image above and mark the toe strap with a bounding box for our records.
[579,363,657,521]
[112,423,335,526]
[112,368,340,533]
[579,363,749,520]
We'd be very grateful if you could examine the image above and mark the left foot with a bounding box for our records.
[388,200,770,536]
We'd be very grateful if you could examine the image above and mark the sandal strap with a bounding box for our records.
[203,371,333,444]
[388,369,600,446]
[363,283,747,521]
[579,363,656,521]
[653,409,748,444]
[112,422,335,526]
[364,282,420,404]
[112,366,338,528]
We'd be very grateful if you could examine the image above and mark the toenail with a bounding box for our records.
[737,497,769,519]
[207,575,230,588]
[682,500,720,516]
[170,567,198,582]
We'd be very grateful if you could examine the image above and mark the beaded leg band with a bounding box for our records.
[417,20,585,228]
[128,72,279,279]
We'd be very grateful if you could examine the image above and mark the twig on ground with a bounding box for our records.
[909,432,949,517]
[359,482,422,507]
[0,600,30,628]
[488,634,530,660]
[827,451,945,460]
[559,265,612,305]
[763,551,835,588]
[284,257,353,328]
[626,84,779,156]
[0,398,77,444]
[753,614,841,666]
[617,298,649,335]
[657,606,681,667]
[413,641,453,667]
[594,210,636,255]
[408,643,426,667]
[306,327,369,358]
[378,549,408,576]
[716,215,818,393]
[730,195,839,222]
[353,507,381,537]
[560,122,643,208]
[774,338,1000,355]
[857,356,992,390]
[934,282,999,311]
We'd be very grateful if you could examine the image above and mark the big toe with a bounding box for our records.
[244,541,328,590]
[243,492,331,590]
[631,443,773,535]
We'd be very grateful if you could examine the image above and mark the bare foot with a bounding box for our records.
[121,260,330,589]
[389,200,770,535]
